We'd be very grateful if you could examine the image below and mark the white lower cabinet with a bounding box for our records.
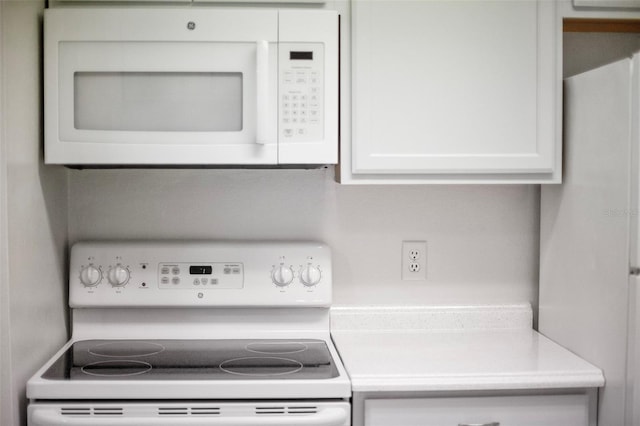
[363,394,593,426]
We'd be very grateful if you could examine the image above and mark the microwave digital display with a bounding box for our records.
[290,51,313,60]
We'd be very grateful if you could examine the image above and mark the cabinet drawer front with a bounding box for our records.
[365,395,589,426]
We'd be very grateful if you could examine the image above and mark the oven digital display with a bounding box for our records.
[290,51,313,60]
[189,265,212,275]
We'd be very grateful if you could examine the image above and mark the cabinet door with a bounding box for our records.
[351,0,558,180]
[365,395,591,426]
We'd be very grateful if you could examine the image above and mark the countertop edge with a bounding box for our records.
[347,372,606,393]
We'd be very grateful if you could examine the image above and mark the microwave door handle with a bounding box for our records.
[255,40,269,145]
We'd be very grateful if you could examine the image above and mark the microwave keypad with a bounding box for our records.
[280,45,324,142]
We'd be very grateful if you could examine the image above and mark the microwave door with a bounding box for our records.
[45,9,279,165]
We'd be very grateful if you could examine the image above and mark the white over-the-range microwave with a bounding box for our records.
[44,8,338,166]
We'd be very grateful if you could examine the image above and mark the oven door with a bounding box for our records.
[44,9,279,165]
[28,402,351,426]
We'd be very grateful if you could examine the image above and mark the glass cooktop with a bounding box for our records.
[43,339,339,381]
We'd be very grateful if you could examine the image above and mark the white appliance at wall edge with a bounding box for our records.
[540,53,640,426]
[26,241,351,425]
[44,8,339,166]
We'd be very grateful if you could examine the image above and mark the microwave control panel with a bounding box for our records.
[279,43,324,143]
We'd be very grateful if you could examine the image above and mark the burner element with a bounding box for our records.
[89,341,165,358]
[81,360,152,377]
[246,342,308,355]
[219,357,303,377]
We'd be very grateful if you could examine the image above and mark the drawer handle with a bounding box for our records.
[458,423,500,426]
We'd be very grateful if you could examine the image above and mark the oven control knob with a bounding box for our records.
[300,265,322,287]
[271,265,294,287]
[79,265,102,287]
[107,265,130,287]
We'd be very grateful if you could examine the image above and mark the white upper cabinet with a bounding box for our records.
[343,0,561,184]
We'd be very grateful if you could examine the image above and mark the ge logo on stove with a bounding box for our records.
[197,292,204,299]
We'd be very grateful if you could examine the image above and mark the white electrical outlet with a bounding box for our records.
[402,241,427,281]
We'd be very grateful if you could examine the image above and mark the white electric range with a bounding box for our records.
[26,241,351,426]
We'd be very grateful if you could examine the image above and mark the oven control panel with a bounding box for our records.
[158,262,243,289]
[69,241,331,307]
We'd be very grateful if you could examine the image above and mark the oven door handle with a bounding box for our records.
[30,406,348,426]
[255,40,269,145]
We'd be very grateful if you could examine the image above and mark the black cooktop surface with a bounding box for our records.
[43,339,339,381]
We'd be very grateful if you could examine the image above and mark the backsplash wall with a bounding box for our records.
[68,168,540,307]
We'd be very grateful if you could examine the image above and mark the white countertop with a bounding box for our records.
[330,304,604,393]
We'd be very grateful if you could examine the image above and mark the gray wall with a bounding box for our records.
[1,1,68,424]
[0,2,8,423]
[68,169,541,306]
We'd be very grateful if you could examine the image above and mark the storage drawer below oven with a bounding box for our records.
[28,401,351,426]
